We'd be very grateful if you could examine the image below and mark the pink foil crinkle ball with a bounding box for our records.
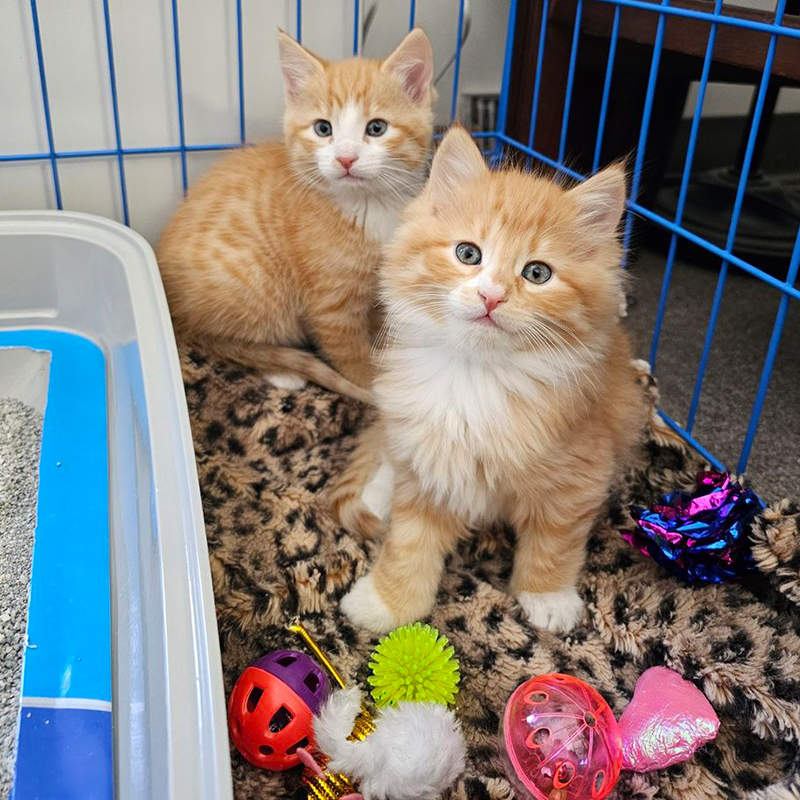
[500,674,622,800]
[617,666,720,772]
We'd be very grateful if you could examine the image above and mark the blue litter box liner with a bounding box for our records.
[0,329,113,800]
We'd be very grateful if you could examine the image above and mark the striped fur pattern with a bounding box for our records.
[156,29,435,401]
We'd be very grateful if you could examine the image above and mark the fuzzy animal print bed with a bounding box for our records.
[180,347,800,800]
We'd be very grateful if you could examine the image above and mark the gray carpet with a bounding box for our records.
[626,246,799,501]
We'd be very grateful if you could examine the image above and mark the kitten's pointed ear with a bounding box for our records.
[427,126,488,211]
[277,29,324,100]
[569,163,628,238]
[382,28,434,102]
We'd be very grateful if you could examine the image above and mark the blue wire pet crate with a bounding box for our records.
[2,0,798,476]
[0,2,798,797]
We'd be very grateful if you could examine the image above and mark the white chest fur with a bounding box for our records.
[332,194,401,242]
[379,347,546,524]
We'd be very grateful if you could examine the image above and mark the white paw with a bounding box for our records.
[341,574,397,634]
[266,372,306,391]
[516,587,584,633]
[360,460,394,522]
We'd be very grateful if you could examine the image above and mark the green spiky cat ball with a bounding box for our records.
[367,622,460,708]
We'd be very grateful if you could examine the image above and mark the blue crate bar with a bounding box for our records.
[237,0,246,144]
[169,0,189,194]
[296,0,302,42]
[353,0,360,55]
[527,0,551,152]
[589,0,800,39]
[28,0,62,210]
[621,0,670,264]
[686,0,790,437]
[592,4,620,172]
[0,143,242,164]
[450,0,468,122]
[101,0,129,225]
[649,0,725,370]
[657,411,726,472]
[737,225,800,472]
[495,0,519,141]
[558,0,584,162]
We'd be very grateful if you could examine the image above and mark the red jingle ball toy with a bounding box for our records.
[500,674,622,800]
[228,650,331,770]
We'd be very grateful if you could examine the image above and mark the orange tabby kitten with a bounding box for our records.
[332,127,647,633]
[156,29,435,402]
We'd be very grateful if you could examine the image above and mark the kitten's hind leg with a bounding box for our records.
[329,424,391,539]
[509,497,596,633]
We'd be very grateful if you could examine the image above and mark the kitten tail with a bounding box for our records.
[192,336,373,405]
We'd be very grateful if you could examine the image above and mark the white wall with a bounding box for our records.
[683,83,800,119]
[0,0,509,244]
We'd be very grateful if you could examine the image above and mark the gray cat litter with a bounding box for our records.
[0,397,43,799]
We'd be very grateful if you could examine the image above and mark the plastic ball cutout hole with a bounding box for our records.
[525,727,552,749]
[554,760,576,788]
[525,690,549,705]
[593,770,606,798]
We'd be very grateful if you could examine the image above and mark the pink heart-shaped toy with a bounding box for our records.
[618,667,720,772]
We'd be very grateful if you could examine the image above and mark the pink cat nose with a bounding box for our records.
[480,291,505,314]
[337,155,358,171]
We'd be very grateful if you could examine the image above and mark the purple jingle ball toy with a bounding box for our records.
[254,650,332,712]
[228,649,331,770]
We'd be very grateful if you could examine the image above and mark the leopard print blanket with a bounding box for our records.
[180,348,800,800]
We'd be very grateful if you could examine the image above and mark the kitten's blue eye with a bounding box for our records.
[366,119,388,137]
[313,120,332,137]
[455,242,481,265]
[522,261,552,284]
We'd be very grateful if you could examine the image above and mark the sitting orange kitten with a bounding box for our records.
[332,126,647,634]
[157,29,435,402]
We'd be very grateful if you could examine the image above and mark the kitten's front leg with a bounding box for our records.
[509,499,595,633]
[341,491,465,634]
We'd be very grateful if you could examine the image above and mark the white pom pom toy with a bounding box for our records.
[314,687,466,800]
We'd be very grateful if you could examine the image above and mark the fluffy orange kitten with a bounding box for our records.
[157,29,435,402]
[332,127,647,634]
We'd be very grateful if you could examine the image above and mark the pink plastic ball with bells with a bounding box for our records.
[500,674,622,800]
